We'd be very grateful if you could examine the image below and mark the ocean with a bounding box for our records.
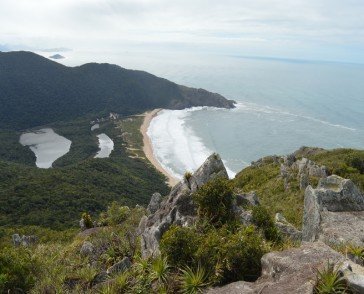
[145,55,364,179]
[46,51,364,179]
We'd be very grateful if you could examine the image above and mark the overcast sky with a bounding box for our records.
[1,0,364,63]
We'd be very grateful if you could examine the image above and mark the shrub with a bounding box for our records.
[107,202,131,225]
[193,178,234,226]
[160,226,200,267]
[252,206,281,243]
[81,212,93,229]
[314,261,349,294]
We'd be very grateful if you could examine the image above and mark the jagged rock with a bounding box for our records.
[12,234,21,246]
[207,242,346,294]
[12,234,37,247]
[106,257,131,275]
[147,192,162,214]
[274,213,302,241]
[299,173,309,190]
[140,153,228,258]
[339,262,364,293]
[283,153,296,166]
[79,218,86,231]
[302,175,364,244]
[80,241,94,257]
[236,192,260,207]
[189,153,229,192]
[316,175,364,211]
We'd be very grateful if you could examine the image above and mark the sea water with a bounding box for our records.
[147,56,364,179]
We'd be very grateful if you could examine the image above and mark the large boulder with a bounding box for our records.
[140,153,229,258]
[302,175,364,244]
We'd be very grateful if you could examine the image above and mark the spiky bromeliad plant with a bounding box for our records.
[151,256,170,285]
[314,261,349,294]
[179,264,210,294]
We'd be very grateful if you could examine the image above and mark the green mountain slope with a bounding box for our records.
[0,51,234,130]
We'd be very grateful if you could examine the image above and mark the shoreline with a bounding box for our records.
[140,109,179,187]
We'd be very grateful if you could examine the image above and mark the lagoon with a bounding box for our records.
[19,128,71,168]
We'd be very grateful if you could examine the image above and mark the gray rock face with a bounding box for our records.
[106,257,131,275]
[207,242,346,294]
[79,218,86,231]
[80,241,94,257]
[319,210,364,246]
[303,175,364,244]
[236,192,260,207]
[147,192,162,214]
[316,175,364,211]
[140,153,229,258]
[275,213,302,241]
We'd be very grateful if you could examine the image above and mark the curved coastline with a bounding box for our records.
[141,109,179,187]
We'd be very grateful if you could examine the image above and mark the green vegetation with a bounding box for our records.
[0,51,232,130]
[314,261,349,294]
[234,159,304,227]
[252,206,281,242]
[193,177,234,226]
[179,264,210,294]
[117,116,146,159]
[0,119,169,229]
[0,130,35,165]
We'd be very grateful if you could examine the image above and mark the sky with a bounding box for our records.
[1,0,364,64]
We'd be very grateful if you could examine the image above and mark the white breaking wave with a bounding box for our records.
[233,101,357,131]
[148,107,236,180]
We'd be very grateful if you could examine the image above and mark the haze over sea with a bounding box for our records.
[48,51,364,179]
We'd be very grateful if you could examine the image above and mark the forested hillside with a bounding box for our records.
[0,51,234,130]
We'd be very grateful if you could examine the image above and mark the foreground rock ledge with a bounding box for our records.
[206,242,360,294]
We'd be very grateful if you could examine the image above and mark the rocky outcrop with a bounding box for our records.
[280,153,328,191]
[139,153,229,258]
[12,234,37,247]
[106,257,131,275]
[236,192,260,207]
[207,242,361,294]
[80,241,94,257]
[302,175,364,245]
[147,192,162,214]
[274,213,302,241]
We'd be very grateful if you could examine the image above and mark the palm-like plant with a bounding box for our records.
[179,264,210,294]
[314,261,349,294]
[151,256,170,284]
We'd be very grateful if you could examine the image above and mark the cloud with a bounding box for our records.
[0,0,363,62]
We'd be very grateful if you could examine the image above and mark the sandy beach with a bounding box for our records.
[141,109,179,187]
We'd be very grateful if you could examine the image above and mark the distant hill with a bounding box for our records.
[49,54,65,59]
[0,51,235,130]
